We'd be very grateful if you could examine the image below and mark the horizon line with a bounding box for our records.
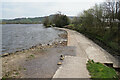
[2,15,76,20]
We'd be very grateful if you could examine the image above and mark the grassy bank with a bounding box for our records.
[87,60,118,79]
[65,24,119,56]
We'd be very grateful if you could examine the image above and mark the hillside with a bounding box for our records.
[1,15,74,24]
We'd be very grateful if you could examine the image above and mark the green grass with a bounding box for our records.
[65,24,120,55]
[87,60,118,79]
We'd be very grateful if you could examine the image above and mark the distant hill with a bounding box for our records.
[1,15,75,24]
[2,17,44,24]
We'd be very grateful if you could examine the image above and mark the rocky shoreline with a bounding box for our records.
[2,29,68,78]
[1,29,68,57]
[2,40,67,57]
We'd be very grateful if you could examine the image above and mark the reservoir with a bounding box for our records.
[2,24,66,54]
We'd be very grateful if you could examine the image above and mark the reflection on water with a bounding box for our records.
[2,24,65,54]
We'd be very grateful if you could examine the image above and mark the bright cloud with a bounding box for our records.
[1,0,105,19]
[2,0,104,2]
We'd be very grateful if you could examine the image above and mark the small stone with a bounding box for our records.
[57,62,62,65]
[5,61,7,63]
[49,43,52,46]
[2,53,9,57]
[42,44,46,46]
[31,49,34,51]
[59,41,62,43]
[60,57,64,60]
[13,71,17,74]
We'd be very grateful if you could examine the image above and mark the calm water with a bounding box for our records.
[2,24,65,54]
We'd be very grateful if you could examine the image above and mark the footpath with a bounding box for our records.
[52,28,119,78]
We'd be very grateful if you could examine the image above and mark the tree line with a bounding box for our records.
[43,1,120,55]
[43,12,70,27]
[67,0,120,55]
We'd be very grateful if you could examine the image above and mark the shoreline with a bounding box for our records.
[2,28,68,78]
[1,28,68,57]
[1,40,67,57]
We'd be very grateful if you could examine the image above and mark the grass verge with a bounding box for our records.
[87,60,119,79]
[65,24,120,56]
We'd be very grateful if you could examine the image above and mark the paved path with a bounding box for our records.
[53,28,119,78]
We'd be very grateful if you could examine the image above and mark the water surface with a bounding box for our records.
[2,24,65,54]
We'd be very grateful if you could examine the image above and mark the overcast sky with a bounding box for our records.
[1,0,104,19]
